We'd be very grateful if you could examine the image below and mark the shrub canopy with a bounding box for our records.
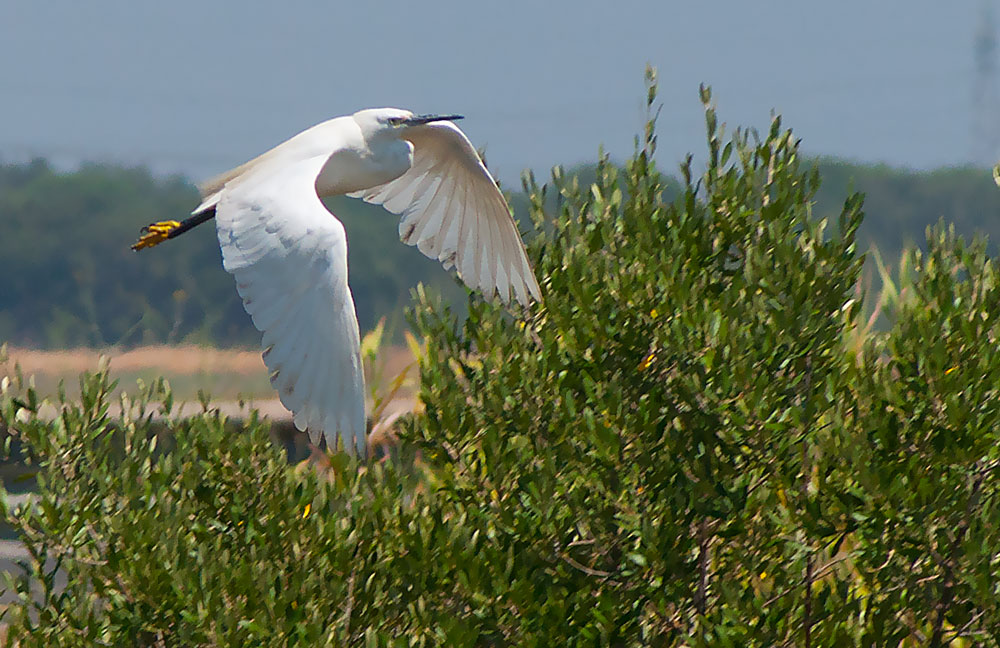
[2,76,999,646]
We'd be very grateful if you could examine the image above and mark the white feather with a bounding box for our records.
[347,121,541,306]
[213,154,367,456]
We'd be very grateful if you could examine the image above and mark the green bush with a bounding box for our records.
[2,76,999,645]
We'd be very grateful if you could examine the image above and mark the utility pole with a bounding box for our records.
[972,1,1000,166]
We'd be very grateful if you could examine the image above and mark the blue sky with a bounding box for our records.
[1,1,995,184]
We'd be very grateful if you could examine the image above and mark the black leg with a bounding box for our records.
[167,207,217,240]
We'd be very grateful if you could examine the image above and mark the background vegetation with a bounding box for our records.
[1,76,999,645]
[0,164,465,347]
[2,132,999,349]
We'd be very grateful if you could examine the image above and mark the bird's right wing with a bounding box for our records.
[347,121,541,306]
[213,157,367,456]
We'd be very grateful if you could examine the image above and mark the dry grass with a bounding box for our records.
[4,345,266,376]
[1,345,417,407]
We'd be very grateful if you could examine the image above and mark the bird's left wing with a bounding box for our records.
[214,157,367,456]
[347,121,541,306]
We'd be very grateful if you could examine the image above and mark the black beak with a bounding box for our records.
[404,114,464,126]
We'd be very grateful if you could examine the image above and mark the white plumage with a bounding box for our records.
[347,121,540,305]
[187,108,539,456]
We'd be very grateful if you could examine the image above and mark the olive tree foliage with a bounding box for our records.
[0,76,998,646]
[403,75,1000,644]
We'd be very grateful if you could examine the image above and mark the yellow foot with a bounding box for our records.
[131,220,181,250]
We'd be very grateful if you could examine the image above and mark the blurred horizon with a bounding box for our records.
[4,1,1000,354]
[2,1,999,186]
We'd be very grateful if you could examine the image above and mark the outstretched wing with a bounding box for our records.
[348,121,541,306]
[214,156,367,455]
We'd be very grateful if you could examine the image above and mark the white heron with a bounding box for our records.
[132,109,541,456]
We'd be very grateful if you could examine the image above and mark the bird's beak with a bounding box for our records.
[404,114,464,126]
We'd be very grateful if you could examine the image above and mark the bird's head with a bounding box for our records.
[352,108,463,139]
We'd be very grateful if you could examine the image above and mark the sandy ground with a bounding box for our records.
[3,345,268,376]
[2,344,419,432]
[1,344,418,405]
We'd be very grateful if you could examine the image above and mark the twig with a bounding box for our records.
[694,520,711,616]
[944,610,986,643]
[764,552,854,607]
[342,569,357,638]
[803,554,814,648]
[929,465,987,647]
[567,538,596,548]
[560,553,613,579]
[799,356,815,648]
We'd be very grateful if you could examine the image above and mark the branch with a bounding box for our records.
[694,520,711,616]
[929,465,987,646]
[560,552,613,579]
[799,356,815,648]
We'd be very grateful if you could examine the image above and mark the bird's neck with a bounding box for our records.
[315,137,413,197]
[367,136,413,172]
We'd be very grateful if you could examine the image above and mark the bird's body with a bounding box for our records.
[133,109,540,456]
[198,112,411,205]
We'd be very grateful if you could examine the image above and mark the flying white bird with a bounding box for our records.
[132,109,541,456]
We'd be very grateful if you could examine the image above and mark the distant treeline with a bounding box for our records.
[1,157,998,348]
[0,159,465,348]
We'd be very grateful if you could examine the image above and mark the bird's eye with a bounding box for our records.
[387,117,405,127]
